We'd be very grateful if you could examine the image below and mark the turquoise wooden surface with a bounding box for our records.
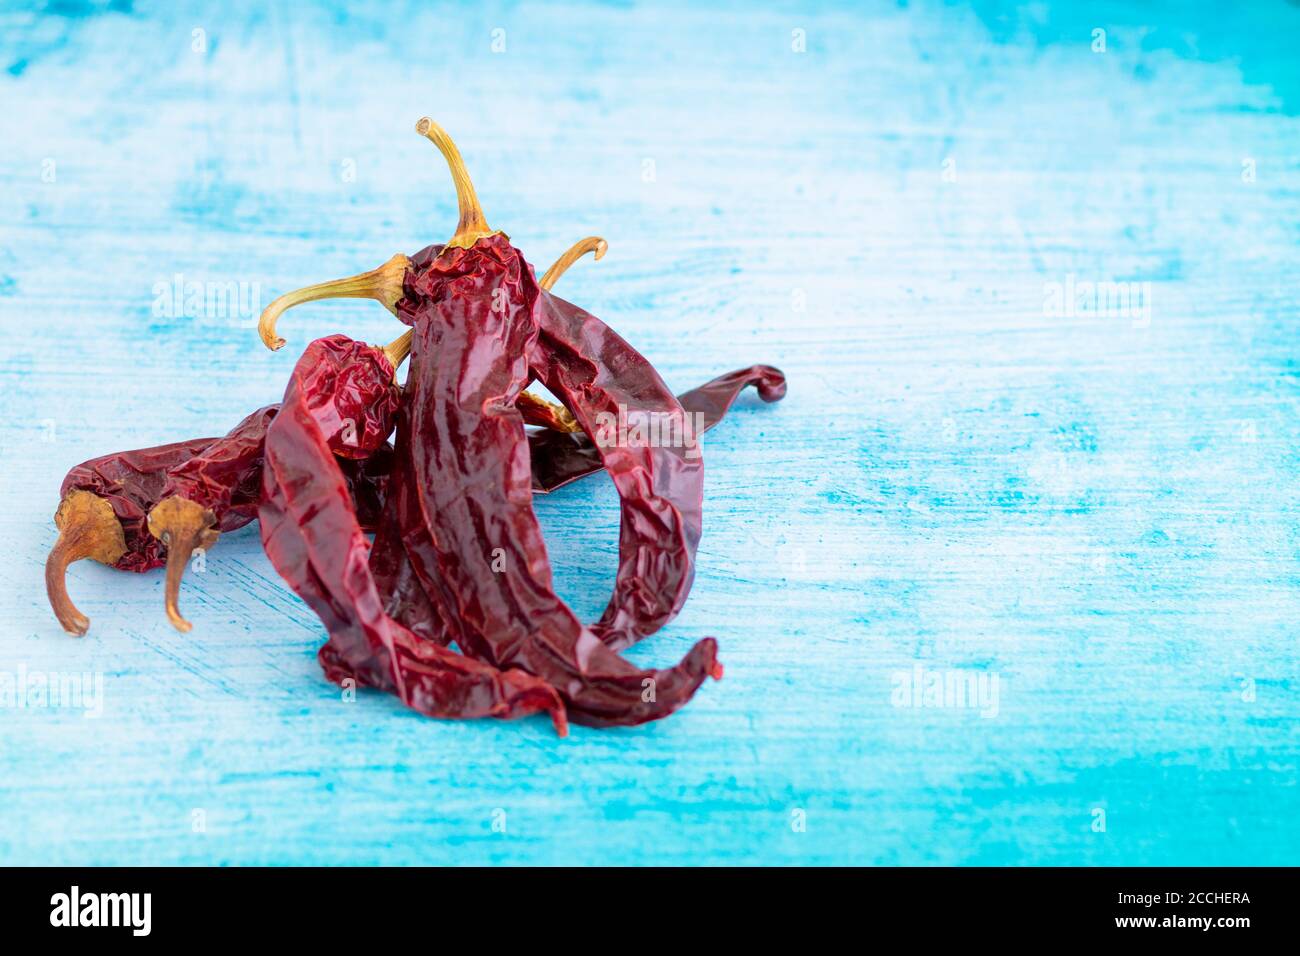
[0,0,1297,865]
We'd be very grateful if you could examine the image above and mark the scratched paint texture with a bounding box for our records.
[0,0,1297,865]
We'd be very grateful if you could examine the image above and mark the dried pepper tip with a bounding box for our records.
[257,253,412,352]
[415,117,504,250]
[147,496,219,634]
[45,490,127,636]
[539,237,607,292]
[710,661,724,681]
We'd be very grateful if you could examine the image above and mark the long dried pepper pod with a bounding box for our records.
[390,118,720,726]
[367,235,608,640]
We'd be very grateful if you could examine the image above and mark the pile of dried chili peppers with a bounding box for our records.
[44,119,787,734]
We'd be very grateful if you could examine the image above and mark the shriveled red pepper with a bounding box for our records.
[527,245,785,648]
[46,437,216,635]
[363,239,601,648]
[45,410,395,635]
[532,300,791,651]
[258,333,567,732]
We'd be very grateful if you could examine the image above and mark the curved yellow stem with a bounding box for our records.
[540,237,607,291]
[45,491,127,636]
[257,254,411,351]
[147,496,219,633]
[415,117,504,250]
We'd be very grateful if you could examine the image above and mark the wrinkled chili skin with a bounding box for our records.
[259,334,566,732]
[343,444,393,533]
[397,244,780,654]
[158,405,278,524]
[368,420,448,647]
[57,407,392,578]
[527,364,787,493]
[393,236,719,727]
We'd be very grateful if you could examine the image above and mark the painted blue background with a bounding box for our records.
[0,0,1296,865]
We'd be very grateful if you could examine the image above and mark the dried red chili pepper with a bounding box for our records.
[47,437,221,635]
[528,292,704,649]
[46,413,396,636]
[365,238,601,647]
[258,334,566,732]
[516,245,786,648]
[527,242,786,647]
[370,243,783,657]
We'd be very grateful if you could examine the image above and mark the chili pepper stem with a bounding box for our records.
[539,237,607,291]
[519,391,582,433]
[415,117,504,250]
[383,330,413,369]
[44,491,127,636]
[258,253,411,352]
[147,496,219,633]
